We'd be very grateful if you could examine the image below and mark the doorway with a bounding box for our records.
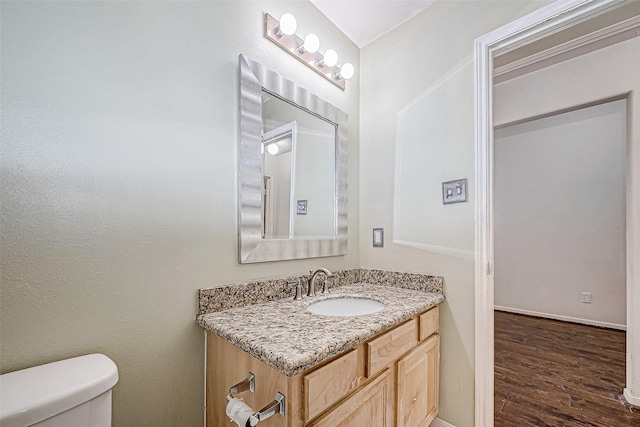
[474,0,640,425]
[492,99,633,425]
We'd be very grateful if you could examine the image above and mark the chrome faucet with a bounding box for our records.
[307,268,335,297]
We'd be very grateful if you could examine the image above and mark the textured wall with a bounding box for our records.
[0,1,359,425]
[359,1,551,426]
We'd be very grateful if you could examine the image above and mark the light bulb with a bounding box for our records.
[279,13,297,36]
[267,144,279,155]
[323,49,338,67]
[340,63,355,79]
[303,34,320,53]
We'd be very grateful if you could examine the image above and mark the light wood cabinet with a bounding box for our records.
[367,318,418,377]
[207,334,288,427]
[397,335,440,427]
[419,308,439,341]
[206,306,439,427]
[303,348,364,421]
[309,369,394,427]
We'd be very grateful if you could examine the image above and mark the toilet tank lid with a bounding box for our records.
[0,353,118,427]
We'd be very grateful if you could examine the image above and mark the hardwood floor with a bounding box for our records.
[495,311,640,427]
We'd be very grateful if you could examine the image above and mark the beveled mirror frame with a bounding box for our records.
[238,54,348,263]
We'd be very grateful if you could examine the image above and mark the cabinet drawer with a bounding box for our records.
[366,318,418,377]
[419,306,439,341]
[304,348,362,421]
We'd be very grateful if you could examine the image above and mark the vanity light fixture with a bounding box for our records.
[319,49,338,67]
[276,13,297,36]
[337,63,354,80]
[298,33,320,54]
[264,13,355,90]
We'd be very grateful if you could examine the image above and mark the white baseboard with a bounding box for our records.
[624,388,640,407]
[430,418,456,427]
[494,306,626,330]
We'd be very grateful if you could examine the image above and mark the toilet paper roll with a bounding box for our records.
[226,397,257,427]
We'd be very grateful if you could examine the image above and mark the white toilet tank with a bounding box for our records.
[0,353,118,427]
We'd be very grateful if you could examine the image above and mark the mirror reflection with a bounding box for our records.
[261,92,337,240]
[238,54,348,263]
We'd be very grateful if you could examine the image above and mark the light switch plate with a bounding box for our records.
[373,228,384,247]
[296,200,307,215]
[442,178,468,204]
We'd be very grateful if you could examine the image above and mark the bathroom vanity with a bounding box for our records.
[198,277,444,427]
[218,52,445,427]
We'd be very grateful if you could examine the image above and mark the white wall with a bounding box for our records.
[494,34,640,406]
[264,149,292,238]
[359,1,551,426]
[394,55,475,258]
[495,100,627,328]
[294,130,335,238]
[0,1,360,425]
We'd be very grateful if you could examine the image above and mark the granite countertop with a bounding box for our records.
[197,282,444,376]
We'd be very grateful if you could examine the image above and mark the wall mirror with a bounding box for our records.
[238,54,348,263]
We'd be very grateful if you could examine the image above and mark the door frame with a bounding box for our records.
[473,0,636,425]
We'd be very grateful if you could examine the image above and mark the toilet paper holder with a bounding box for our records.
[227,372,255,399]
[227,372,286,425]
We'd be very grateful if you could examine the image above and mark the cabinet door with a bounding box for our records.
[397,334,440,427]
[309,369,394,427]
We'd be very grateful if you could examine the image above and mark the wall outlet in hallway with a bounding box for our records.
[581,292,592,303]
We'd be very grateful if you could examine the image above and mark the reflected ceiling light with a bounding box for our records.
[267,143,279,155]
[264,13,355,90]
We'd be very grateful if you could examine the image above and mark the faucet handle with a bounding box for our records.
[322,274,336,294]
[307,271,316,297]
[289,280,303,300]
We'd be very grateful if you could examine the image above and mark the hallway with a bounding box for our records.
[495,311,640,426]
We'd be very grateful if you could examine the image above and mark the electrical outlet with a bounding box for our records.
[581,292,592,304]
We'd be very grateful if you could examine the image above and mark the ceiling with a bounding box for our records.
[310,0,435,47]
[309,0,639,80]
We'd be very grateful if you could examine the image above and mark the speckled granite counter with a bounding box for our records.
[197,282,444,376]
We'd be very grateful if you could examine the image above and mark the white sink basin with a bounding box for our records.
[306,297,385,317]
